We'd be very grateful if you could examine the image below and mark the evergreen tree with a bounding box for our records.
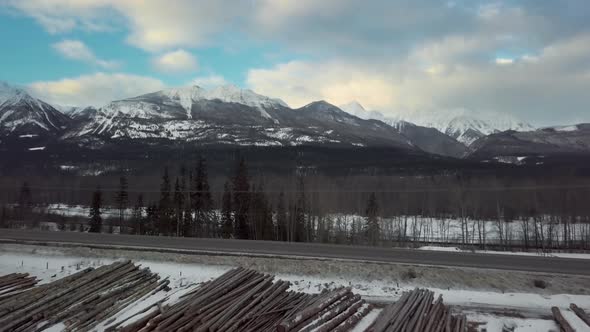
[146,203,159,235]
[364,192,380,245]
[158,167,172,235]
[132,194,144,235]
[114,176,129,233]
[276,192,288,241]
[192,156,213,237]
[57,215,66,231]
[88,187,103,233]
[173,177,183,237]
[221,181,233,238]
[232,157,250,239]
[182,168,192,237]
[17,181,33,224]
[250,183,274,241]
[294,177,306,242]
[262,194,274,241]
[1,205,8,228]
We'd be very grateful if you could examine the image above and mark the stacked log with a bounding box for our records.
[370,288,468,332]
[118,267,372,332]
[0,265,475,332]
[0,273,38,301]
[551,307,575,332]
[570,303,590,328]
[0,261,165,332]
[277,288,372,332]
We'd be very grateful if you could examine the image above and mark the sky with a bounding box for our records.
[0,0,589,126]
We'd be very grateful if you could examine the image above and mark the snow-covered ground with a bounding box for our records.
[1,247,589,332]
[419,245,590,260]
[327,212,590,245]
[30,204,590,250]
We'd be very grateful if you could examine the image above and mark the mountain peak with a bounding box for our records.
[302,100,341,111]
[0,81,70,135]
[0,81,30,105]
[339,101,366,113]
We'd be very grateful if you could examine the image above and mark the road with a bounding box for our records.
[0,229,589,276]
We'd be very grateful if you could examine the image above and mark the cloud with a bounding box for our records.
[247,61,395,110]
[52,40,119,69]
[248,33,590,126]
[28,73,165,106]
[191,75,227,88]
[495,57,513,65]
[3,0,247,51]
[5,0,590,124]
[152,49,198,73]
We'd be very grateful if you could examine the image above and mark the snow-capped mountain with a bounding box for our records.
[404,111,535,146]
[340,102,534,146]
[428,113,534,146]
[159,85,288,119]
[0,82,70,135]
[339,102,468,157]
[63,85,415,149]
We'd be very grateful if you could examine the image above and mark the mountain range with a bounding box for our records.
[338,101,535,146]
[1,81,589,161]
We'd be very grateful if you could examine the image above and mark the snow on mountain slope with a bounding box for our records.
[339,101,468,157]
[340,101,534,146]
[408,111,535,146]
[156,85,288,119]
[61,87,416,149]
[0,82,70,135]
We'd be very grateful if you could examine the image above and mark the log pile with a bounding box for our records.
[0,265,475,332]
[370,288,468,332]
[118,267,372,332]
[0,261,167,332]
[551,307,575,332]
[0,273,38,301]
[570,303,590,328]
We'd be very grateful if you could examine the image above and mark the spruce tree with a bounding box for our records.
[294,176,306,242]
[159,167,172,235]
[193,156,213,237]
[221,181,233,238]
[17,181,32,224]
[132,194,144,235]
[232,157,250,239]
[276,192,288,241]
[173,177,183,237]
[114,176,129,233]
[251,183,274,241]
[146,203,159,235]
[182,168,193,236]
[88,187,103,233]
[1,205,8,228]
[364,192,380,245]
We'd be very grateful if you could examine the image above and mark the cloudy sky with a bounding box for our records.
[0,0,589,125]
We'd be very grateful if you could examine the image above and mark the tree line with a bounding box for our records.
[2,156,590,250]
[84,156,376,243]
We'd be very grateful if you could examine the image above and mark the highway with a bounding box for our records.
[0,229,589,276]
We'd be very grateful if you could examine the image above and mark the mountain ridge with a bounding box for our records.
[339,101,535,146]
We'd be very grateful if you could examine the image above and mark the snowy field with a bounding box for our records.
[419,245,590,259]
[1,245,589,331]
[34,204,590,248]
[327,212,590,245]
